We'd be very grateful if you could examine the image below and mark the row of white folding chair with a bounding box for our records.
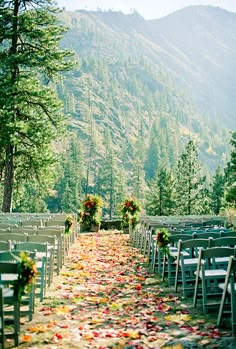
[0,232,55,280]
[193,245,236,314]
[0,229,62,276]
[175,236,236,297]
[174,237,211,297]
[2,224,74,275]
[154,232,236,285]
[0,237,53,302]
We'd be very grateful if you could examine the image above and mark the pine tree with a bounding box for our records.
[174,140,205,215]
[97,130,125,218]
[210,166,225,214]
[0,0,73,212]
[225,132,236,207]
[54,135,85,212]
[130,123,147,203]
[146,167,175,216]
[144,121,161,180]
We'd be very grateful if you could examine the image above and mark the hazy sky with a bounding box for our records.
[56,0,236,19]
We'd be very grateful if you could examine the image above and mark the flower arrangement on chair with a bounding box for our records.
[121,198,141,231]
[80,194,104,232]
[156,228,170,255]
[64,215,74,234]
[13,251,37,301]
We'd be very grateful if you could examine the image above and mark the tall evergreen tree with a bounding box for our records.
[146,167,175,216]
[55,135,85,212]
[130,123,147,203]
[174,140,205,215]
[97,129,125,218]
[0,0,73,212]
[225,132,236,207]
[210,166,225,214]
[144,121,161,180]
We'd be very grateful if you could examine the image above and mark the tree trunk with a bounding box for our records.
[2,145,14,212]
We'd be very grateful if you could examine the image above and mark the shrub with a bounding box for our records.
[120,198,141,229]
[80,194,103,231]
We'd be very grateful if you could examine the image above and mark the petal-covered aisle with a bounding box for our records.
[17,232,236,349]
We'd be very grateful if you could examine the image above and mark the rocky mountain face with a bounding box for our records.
[58,5,236,175]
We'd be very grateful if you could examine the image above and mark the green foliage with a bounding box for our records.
[210,166,226,214]
[225,132,236,208]
[80,194,104,231]
[64,215,74,234]
[13,251,37,301]
[96,129,126,218]
[174,140,206,215]
[146,167,175,216]
[120,198,141,229]
[0,0,74,211]
[155,228,170,255]
[13,177,50,213]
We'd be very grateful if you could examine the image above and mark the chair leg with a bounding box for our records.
[162,254,166,281]
[231,286,236,335]
[157,248,162,275]
[202,277,208,314]
[193,273,199,307]
[217,284,228,327]
[174,262,179,292]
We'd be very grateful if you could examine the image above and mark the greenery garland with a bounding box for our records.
[13,252,37,301]
[65,215,74,234]
[156,228,170,255]
[121,198,141,228]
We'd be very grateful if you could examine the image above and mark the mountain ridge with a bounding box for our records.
[58,5,235,178]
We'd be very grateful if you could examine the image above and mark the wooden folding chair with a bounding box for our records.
[162,234,193,286]
[193,246,236,314]
[174,238,210,297]
[0,286,4,349]
[14,242,48,302]
[0,233,28,243]
[217,256,236,335]
[0,263,20,347]
[26,235,55,285]
[37,227,65,272]
[0,251,36,321]
[193,231,222,239]
[0,241,12,251]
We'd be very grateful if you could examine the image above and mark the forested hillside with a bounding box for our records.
[1,1,235,214]
[58,5,235,179]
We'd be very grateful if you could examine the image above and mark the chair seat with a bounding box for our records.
[1,274,18,282]
[218,282,236,293]
[182,257,199,266]
[3,288,14,298]
[197,269,227,278]
[214,257,230,263]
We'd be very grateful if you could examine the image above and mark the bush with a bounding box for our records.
[120,198,141,229]
[80,194,103,231]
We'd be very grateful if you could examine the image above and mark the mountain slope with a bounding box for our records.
[58,6,235,178]
[148,5,236,129]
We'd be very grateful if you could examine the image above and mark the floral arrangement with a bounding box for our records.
[80,194,104,231]
[13,251,37,301]
[65,215,74,234]
[156,228,170,255]
[121,198,141,229]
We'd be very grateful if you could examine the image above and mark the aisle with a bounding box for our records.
[16,231,235,349]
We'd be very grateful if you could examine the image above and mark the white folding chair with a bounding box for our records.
[217,256,236,335]
[193,246,236,314]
